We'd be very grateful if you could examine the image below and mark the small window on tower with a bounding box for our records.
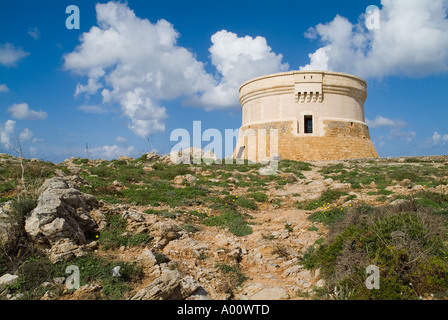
[304,116,313,134]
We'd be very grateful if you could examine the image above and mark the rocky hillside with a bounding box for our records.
[1,152,448,300]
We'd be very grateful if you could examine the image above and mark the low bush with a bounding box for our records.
[301,203,448,300]
[296,190,348,210]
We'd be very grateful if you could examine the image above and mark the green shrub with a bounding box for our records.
[413,191,448,210]
[223,195,258,210]
[181,223,201,233]
[55,254,143,299]
[216,263,247,287]
[297,190,348,210]
[16,256,55,299]
[10,195,37,221]
[309,207,347,225]
[153,251,170,264]
[247,192,268,203]
[301,205,448,300]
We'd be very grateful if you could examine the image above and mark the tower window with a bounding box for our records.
[304,116,313,134]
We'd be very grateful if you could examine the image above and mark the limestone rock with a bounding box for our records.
[0,274,19,292]
[117,156,133,162]
[278,173,297,182]
[131,270,206,300]
[89,209,107,231]
[24,177,99,263]
[71,284,102,300]
[240,283,289,300]
[412,185,425,192]
[151,220,181,249]
[169,147,203,165]
[136,248,158,268]
[249,286,290,300]
[173,174,196,184]
[315,279,326,288]
[389,199,410,206]
[432,184,448,195]
[180,276,200,298]
[282,265,302,277]
[331,183,352,192]
[142,152,160,161]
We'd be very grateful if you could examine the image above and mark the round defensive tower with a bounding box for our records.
[233,70,379,162]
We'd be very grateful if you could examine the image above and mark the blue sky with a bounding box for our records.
[0,0,447,162]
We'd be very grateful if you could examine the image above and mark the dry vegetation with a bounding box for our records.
[1,152,448,300]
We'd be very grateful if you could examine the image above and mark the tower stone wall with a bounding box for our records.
[233,70,379,162]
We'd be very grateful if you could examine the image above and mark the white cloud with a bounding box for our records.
[367,115,415,144]
[18,128,33,142]
[300,0,448,78]
[28,27,40,40]
[116,136,127,143]
[64,2,288,138]
[90,144,136,160]
[0,84,9,92]
[431,131,448,144]
[188,30,289,109]
[77,104,108,114]
[0,120,40,150]
[0,120,15,148]
[0,43,30,67]
[366,115,407,128]
[8,103,47,120]
[388,129,416,142]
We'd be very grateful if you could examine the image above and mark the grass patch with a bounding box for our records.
[55,254,144,299]
[99,215,152,249]
[203,208,253,236]
[309,207,347,225]
[247,192,268,203]
[296,189,348,210]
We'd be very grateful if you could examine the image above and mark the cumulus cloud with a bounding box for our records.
[90,144,136,160]
[431,131,448,144]
[300,0,448,78]
[28,27,40,40]
[188,30,289,109]
[18,128,34,142]
[8,103,47,120]
[64,1,288,138]
[0,84,9,92]
[366,115,407,128]
[0,43,30,67]
[0,120,15,148]
[0,120,41,152]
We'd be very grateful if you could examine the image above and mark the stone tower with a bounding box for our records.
[233,70,378,162]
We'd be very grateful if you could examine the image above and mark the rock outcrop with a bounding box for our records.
[131,269,209,300]
[25,177,102,263]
